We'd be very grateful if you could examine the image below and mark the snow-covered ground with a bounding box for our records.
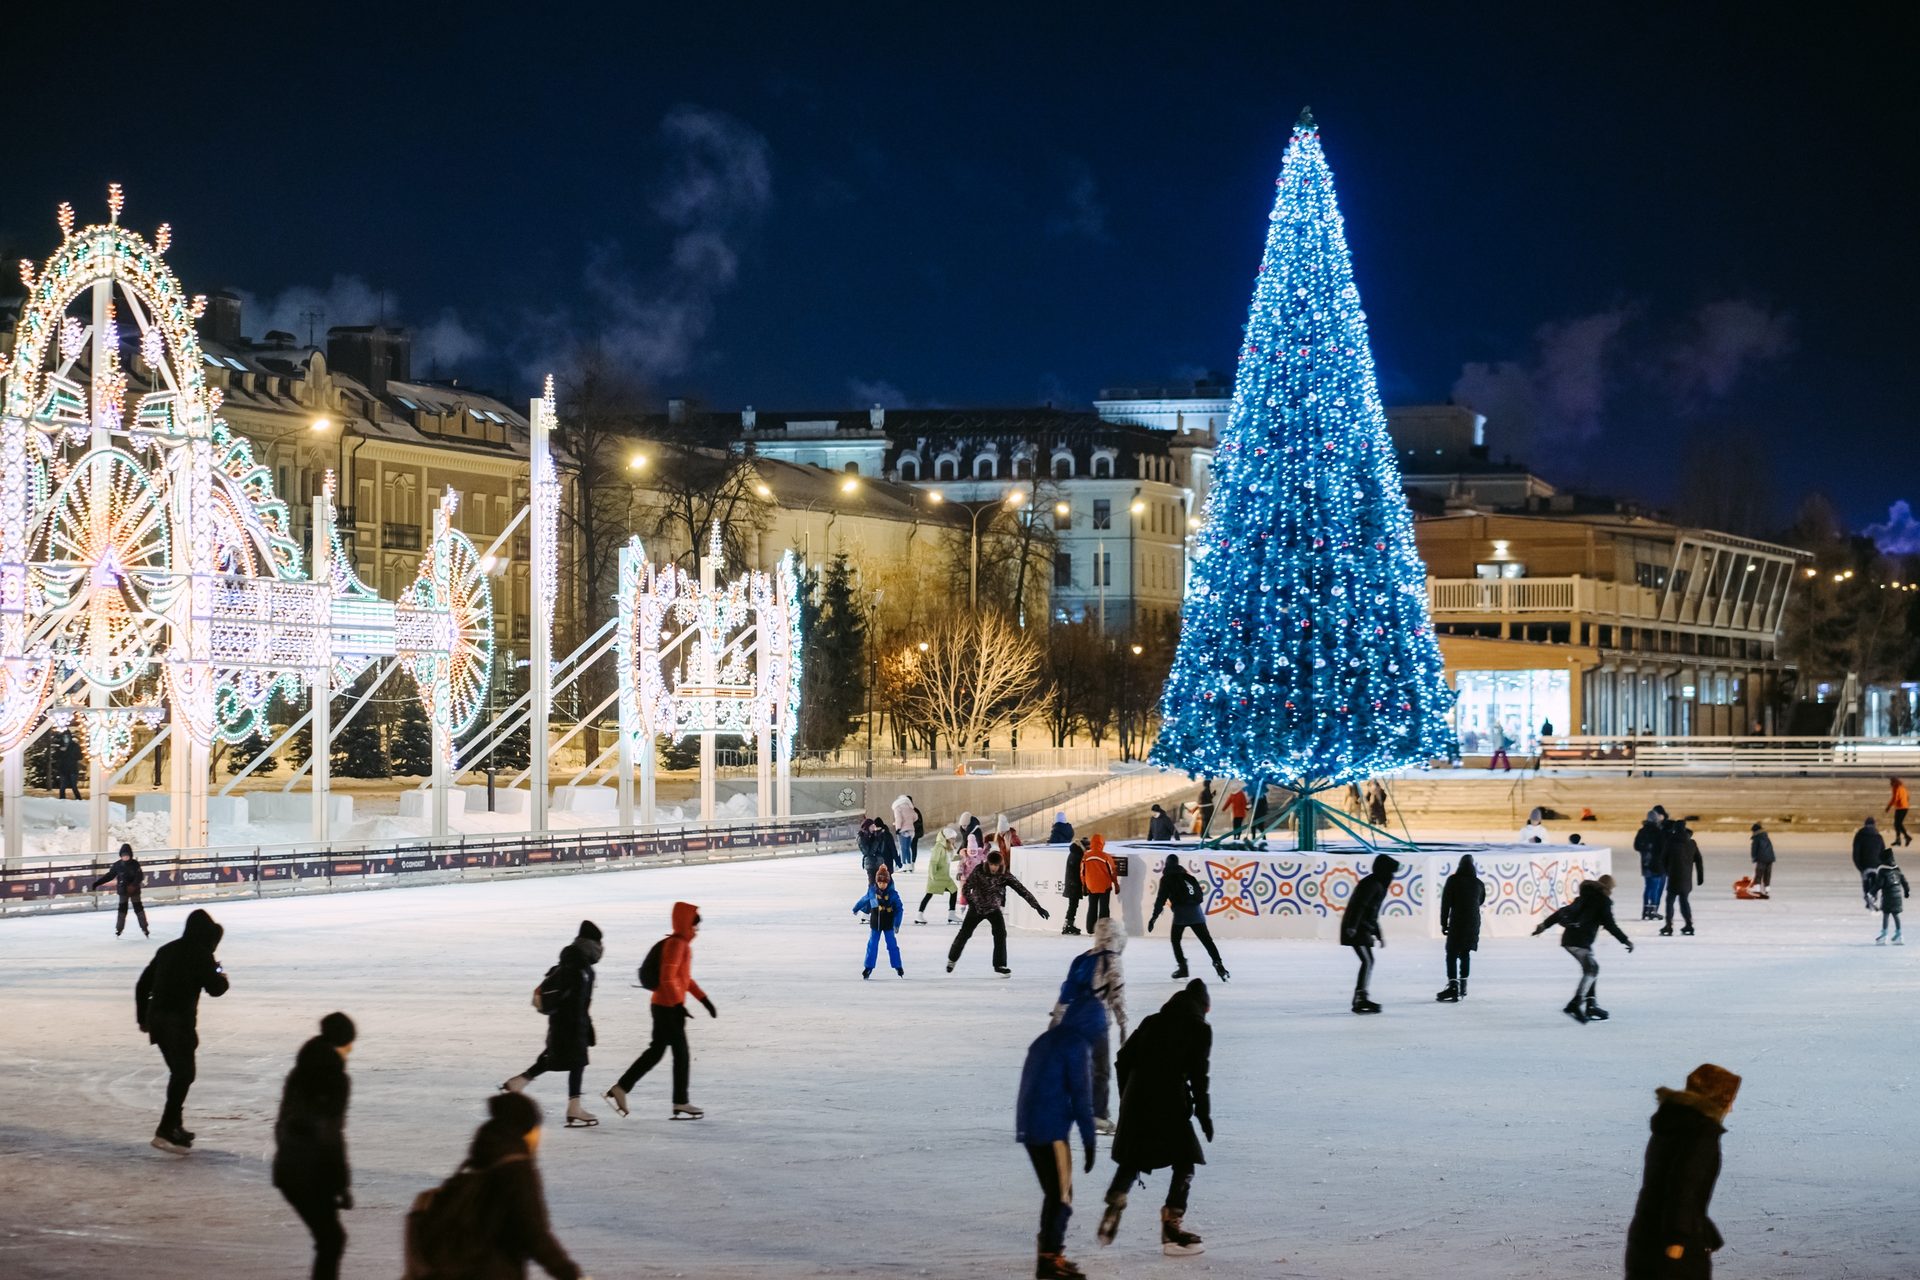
[0,827,1912,1278]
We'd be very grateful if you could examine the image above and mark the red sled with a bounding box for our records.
[1733,876,1768,900]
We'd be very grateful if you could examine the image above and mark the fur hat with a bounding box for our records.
[1684,1063,1742,1118]
[319,1011,356,1047]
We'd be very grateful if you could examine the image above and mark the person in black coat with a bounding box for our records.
[1196,779,1215,838]
[1339,853,1399,1014]
[1852,816,1886,908]
[1047,810,1074,845]
[1634,807,1669,920]
[1097,979,1212,1257]
[1060,837,1087,937]
[135,908,229,1151]
[274,1012,356,1280]
[52,727,83,799]
[1533,875,1634,1021]
[91,842,148,937]
[1625,1063,1741,1279]
[501,921,602,1128]
[1662,821,1705,935]
[1747,823,1775,895]
[1148,854,1228,982]
[1146,805,1177,842]
[1436,854,1486,1002]
[405,1092,582,1280]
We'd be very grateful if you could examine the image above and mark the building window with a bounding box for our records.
[1054,552,1072,588]
[1093,551,1112,586]
[1452,669,1570,755]
[899,457,919,480]
[1093,499,1111,530]
[974,455,998,479]
[1092,455,1113,478]
[1051,452,1075,479]
[1053,503,1071,530]
[936,456,958,480]
[1634,561,1669,590]
[844,461,860,475]
[1015,456,1032,478]
[1474,561,1526,580]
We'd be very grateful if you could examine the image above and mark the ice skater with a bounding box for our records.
[403,1092,582,1279]
[1016,982,1102,1279]
[1221,786,1249,838]
[917,823,961,924]
[1340,853,1399,1013]
[1053,916,1129,1133]
[947,846,1049,976]
[1635,807,1669,920]
[1436,853,1486,1002]
[273,1012,356,1280]
[52,725,82,799]
[135,907,229,1152]
[1059,836,1086,936]
[1887,777,1911,846]
[1874,849,1909,943]
[891,794,917,869]
[92,842,148,937]
[1079,835,1118,934]
[1661,820,1704,935]
[1148,853,1227,982]
[605,902,715,1120]
[1096,978,1213,1258]
[860,815,898,886]
[855,862,906,977]
[1853,815,1886,909]
[1532,875,1633,1023]
[1625,1063,1740,1279]
[1747,822,1775,897]
[501,920,603,1129]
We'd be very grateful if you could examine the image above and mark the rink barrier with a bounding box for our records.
[0,812,863,917]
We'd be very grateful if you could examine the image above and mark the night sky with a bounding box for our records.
[4,3,1912,532]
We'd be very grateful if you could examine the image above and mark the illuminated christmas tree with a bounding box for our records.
[1151,109,1456,845]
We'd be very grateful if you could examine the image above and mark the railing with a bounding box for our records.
[1429,577,1582,613]
[1536,735,1920,775]
[713,746,1114,776]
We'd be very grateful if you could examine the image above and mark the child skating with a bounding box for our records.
[1875,850,1909,943]
[1532,875,1633,1023]
[855,863,906,977]
[918,824,961,924]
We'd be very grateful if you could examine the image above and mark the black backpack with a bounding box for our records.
[404,1155,525,1277]
[638,938,667,991]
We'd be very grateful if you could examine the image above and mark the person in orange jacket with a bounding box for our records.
[604,902,715,1120]
[1080,835,1119,932]
[1887,777,1911,847]
[1221,787,1250,838]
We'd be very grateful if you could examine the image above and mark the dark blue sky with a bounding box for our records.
[5,2,1912,530]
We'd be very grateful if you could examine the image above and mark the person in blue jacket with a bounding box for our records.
[854,863,905,978]
[1017,988,1103,1280]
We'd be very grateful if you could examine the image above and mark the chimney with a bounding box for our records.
[668,398,687,425]
[204,291,243,346]
[742,405,757,429]
[325,325,412,397]
[869,404,885,430]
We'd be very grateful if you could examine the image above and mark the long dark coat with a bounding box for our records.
[539,942,597,1069]
[1110,987,1211,1172]
[1625,1090,1726,1279]
[1439,859,1487,953]
[272,1037,351,1199]
[1663,828,1705,887]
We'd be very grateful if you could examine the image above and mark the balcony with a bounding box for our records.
[1426,575,1780,639]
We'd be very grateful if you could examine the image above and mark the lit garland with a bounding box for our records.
[1150,111,1457,791]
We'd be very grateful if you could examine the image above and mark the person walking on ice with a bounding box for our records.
[273,1012,356,1280]
[1017,980,1103,1279]
[1436,853,1485,1002]
[92,842,148,937]
[1635,807,1669,920]
[917,823,961,924]
[136,908,230,1152]
[501,921,603,1129]
[1148,854,1227,982]
[1853,815,1886,909]
[1340,853,1399,1013]
[855,863,906,977]
[1747,822,1775,898]
[1625,1063,1740,1279]
[1059,836,1087,936]
[1887,776,1911,847]
[1874,849,1909,943]
[1661,818,1704,936]
[1097,978,1213,1258]
[605,902,715,1119]
[1532,875,1633,1023]
[948,846,1049,976]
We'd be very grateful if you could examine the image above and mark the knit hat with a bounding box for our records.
[577,919,603,943]
[1751,822,1764,832]
[1865,815,1878,826]
[488,1090,542,1132]
[1684,1063,1742,1118]
[319,1011,356,1047]
[1055,811,1067,823]
[1184,977,1210,1010]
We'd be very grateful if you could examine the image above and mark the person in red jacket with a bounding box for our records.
[604,902,716,1120]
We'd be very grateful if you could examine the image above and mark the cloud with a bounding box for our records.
[413,309,485,373]
[1866,500,1920,555]
[232,276,485,376]
[1048,162,1112,243]
[1670,299,1795,399]
[1452,307,1630,451]
[847,378,909,409]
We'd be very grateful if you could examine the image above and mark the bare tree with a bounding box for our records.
[635,444,768,575]
[897,610,1045,757]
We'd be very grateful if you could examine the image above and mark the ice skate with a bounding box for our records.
[862,967,873,979]
[1351,992,1381,1014]
[1877,929,1887,944]
[1170,965,1189,980]
[1584,999,1610,1021]
[1436,981,1460,1002]
[1061,924,1081,936]
[948,910,962,924]
[915,912,927,925]
[1036,1251,1086,1279]
[1161,1207,1205,1256]
[894,966,905,977]
[1895,931,1905,945]
[1097,1194,1126,1245]
[1214,964,1230,982]
[946,959,956,973]
[1681,924,1695,936]
[1563,999,1589,1024]
[1457,976,1468,998]
[500,1074,529,1094]
[1658,925,1673,936]
[564,1097,598,1127]
[671,1103,705,1120]
[1094,1116,1115,1136]
[994,965,1013,977]
[150,1128,191,1155]
[603,1086,631,1117]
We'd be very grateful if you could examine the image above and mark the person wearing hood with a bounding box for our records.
[605,902,714,1120]
[1517,806,1549,844]
[1533,876,1634,1022]
[1875,848,1910,944]
[1635,807,1670,921]
[1048,811,1075,844]
[1146,804,1176,842]
[135,907,229,1151]
[947,847,1049,976]
[1852,815,1887,909]
[1097,979,1212,1258]
[1079,835,1119,933]
[957,830,990,886]
[1221,786,1249,838]
[502,921,603,1128]
[1148,854,1227,982]
[274,1012,356,1280]
[91,841,148,937]
[956,810,983,847]
[1060,836,1087,936]
[859,815,898,887]
[918,824,961,924]
[404,1091,583,1280]
[1052,916,1130,1134]
[1886,776,1911,847]
[854,863,906,977]
[1625,1063,1741,1279]
[890,794,917,869]
[1436,854,1487,1002]
[1017,987,1103,1280]
[1662,820,1705,936]
[1747,823,1775,897]
[1339,854,1399,1014]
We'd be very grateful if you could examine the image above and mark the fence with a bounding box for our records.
[1536,736,1920,776]
[1,813,861,918]
[714,746,1114,776]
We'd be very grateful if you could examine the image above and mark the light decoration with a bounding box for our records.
[530,374,561,669]
[1150,111,1456,838]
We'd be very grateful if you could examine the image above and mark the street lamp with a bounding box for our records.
[962,488,1023,611]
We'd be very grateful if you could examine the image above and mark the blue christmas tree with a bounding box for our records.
[1151,110,1456,843]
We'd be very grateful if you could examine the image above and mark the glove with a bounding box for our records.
[1038,908,1051,921]
[699,995,718,1018]
[1200,1116,1214,1142]
[337,1190,354,1211]
[1625,942,1635,953]
[1147,915,1159,933]
[1083,1142,1097,1173]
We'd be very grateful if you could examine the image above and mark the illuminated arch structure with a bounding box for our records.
[0,189,509,861]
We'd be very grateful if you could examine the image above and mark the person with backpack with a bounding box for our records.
[1079,835,1118,934]
[1662,820,1705,936]
[1532,875,1634,1023]
[91,842,148,937]
[273,1012,356,1280]
[1625,1063,1740,1280]
[1748,822,1775,897]
[1852,816,1886,909]
[946,847,1049,976]
[500,921,602,1128]
[135,907,229,1152]
[1340,854,1399,1014]
[404,1091,585,1280]
[854,863,906,978]
[1634,808,1669,921]
[1060,836,1087,936]
[1874,849,1910,944]
[1096,979,1213,1259]
[1016,984,1103,1280]
[1053,916,1130,1134]
[605,902,714,1120]
[917,823,961,924]
[1436,854,1486,1002]
[1148,853,1227,982]
[859,816,898,887]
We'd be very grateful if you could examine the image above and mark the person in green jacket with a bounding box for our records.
[917,824,961,925]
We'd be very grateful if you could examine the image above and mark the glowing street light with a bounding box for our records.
[628,454,648,471]
[841,477,860,493]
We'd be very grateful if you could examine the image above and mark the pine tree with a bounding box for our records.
[1151,110,1455,841]
[228,729,278,775]
[389,696,435,778]
[797,554,867,751]
[330,674,390,779]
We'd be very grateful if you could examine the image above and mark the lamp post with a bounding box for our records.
[940,487,1023,612]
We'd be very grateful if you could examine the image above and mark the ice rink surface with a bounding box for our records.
[1,827,1913,1278]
